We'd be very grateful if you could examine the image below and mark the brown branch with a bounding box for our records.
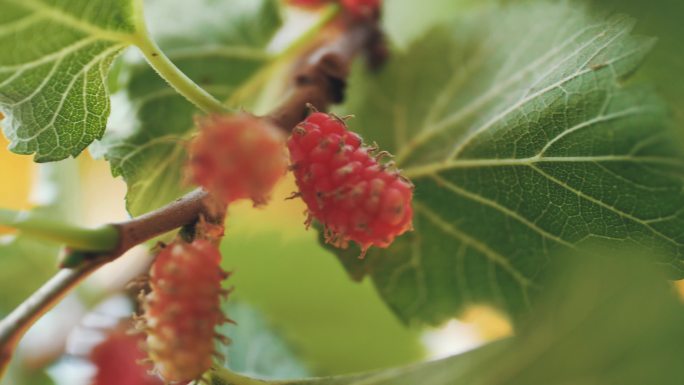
[0,15,380,378]
[266,19,380,131]
[111,189,224,255]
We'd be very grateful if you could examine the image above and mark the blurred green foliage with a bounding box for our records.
[213,248,684,385]
[220,226,424,375]
[0,160,81,315]
[0,160,81,385]
[217,302,310,379]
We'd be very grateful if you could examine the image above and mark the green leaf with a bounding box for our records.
[215,302,309,379]
[333,2,684,324]
[0,0,139,162]
[92,0,281,215]
[0,363,56,385]
[382,0,490,50]
[211,250,684,385]
[588,0,684,122]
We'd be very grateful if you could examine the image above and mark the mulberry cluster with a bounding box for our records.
[142,240,230,383]
[188,113,288,206]
[287,112,413,256]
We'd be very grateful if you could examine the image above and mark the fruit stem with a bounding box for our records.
[0,209,119,252]
[266,19,380,131]
[132,32,227,114]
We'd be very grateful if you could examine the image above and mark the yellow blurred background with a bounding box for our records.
[0,135,32,212]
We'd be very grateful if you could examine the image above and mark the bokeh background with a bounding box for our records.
[1,0,683,384]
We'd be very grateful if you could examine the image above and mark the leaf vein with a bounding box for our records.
[447,34,645,161]
[416,202,536,290]
[529,164,683,249]
[430,174,576,249]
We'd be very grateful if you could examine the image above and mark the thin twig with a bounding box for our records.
[0,209,119,252]
[0,189,223,375]
[0,263,100,369]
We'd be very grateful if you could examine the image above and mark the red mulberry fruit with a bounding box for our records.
[287,0,380,18]
[341,0,381,18]
[188,113,288,205]
[287,112,413,256]
[142,240,230,383]
[89,325,162,385]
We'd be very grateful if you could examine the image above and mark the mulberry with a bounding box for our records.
[142,240,230,382]
[287,0,381,18]
[341,0,381,18]
[188,114,288,206]
[287,112,413,256]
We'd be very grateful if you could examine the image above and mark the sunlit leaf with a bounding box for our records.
[0,0,139,161]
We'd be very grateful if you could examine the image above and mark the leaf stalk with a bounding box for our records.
[133,33,227,114]
[0,209,119,252]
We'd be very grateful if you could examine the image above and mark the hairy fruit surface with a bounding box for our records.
[188,114,288,205]
[288,112,413,256]
[89,325,162,385]
[142,240,229,383]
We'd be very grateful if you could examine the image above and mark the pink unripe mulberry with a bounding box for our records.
[143,240,230,383]
[188,114,288,205]
[288,112,413,256]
